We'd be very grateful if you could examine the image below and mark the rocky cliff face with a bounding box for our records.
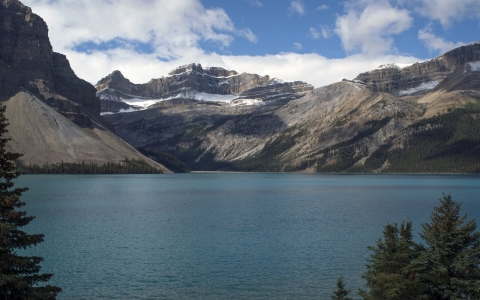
[354,43,480,95]
[96,64,273,97]
[96,65,314,113]
[0,0,170,171]
[0,0,99,125]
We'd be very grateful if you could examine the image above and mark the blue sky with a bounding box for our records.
[22,0,480,88]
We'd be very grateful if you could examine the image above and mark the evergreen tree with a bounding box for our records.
[359,221,425,300]
[0,104,61,299]
[332,276,352,300]
[418,194,480,300]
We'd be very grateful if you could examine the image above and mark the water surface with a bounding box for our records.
[18,173,480,299]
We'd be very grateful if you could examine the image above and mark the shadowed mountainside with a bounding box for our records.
[0,0,170,172]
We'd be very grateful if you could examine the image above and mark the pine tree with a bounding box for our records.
[0,104,61,299]
[332,276,352,300]
[359,221,425,300]
[418,194,480,300]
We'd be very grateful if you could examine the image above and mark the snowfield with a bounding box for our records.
[467,62,480,72]
[398,81,438,96]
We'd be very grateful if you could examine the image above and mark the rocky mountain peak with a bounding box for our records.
[96,65,314,113]
[96,70,134,92]
[2,0,28,11]
[354,42,480,96]
[167,63,239,78]
[168,63,202,76]
[1,0,100,124]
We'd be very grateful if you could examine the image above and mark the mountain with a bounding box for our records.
[102,43,480,173]
[95,64,313,113]
[354,43,480,95]
[0,0,170,172]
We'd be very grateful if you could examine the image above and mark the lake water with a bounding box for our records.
[17,173,480,299]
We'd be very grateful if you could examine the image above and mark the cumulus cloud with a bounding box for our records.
[21,0,419,89]
[289,0,306,16]
[418,24,466,54]
[335,2,413,54]
[62,46,418,89]
[22,0,255,57]
[416,0,480,27]
[220,53,419,88]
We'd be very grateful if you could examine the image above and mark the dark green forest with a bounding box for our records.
[15,159,163,174]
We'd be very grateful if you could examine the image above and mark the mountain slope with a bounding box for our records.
[0,0,170,172]
[104,43,480,173]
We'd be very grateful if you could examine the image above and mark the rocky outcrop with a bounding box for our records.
[232,81,314,105]
[354,43,480,95]
[96,64,274,98]
[96,66,314,112]
[0,0,170,171]
[0,0,99,125]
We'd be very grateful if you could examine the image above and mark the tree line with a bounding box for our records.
[15,159,163,174]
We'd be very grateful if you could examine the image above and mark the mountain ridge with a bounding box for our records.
[95,64,314,114]
[103,43,480,173]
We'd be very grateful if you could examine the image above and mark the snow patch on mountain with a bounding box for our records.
[376,63,412,70]
[269,78,284,85]
[398,81,438,96]
[230,98,265,107]
[193,92,238,102]
[377,63,401,70]
[467,62,480,72]
[101,108,138,116]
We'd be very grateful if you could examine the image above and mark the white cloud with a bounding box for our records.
[310,27,320,39]
[236,28,258,43]
[335,3,413,54]
[21,0,255,57]
[317,5,329,10]
[20,0,420,90]
[310,26,331,39]
[245,0,263,7]
[416,0,480,27]
[418,24,465,54]
[293,42,302,50]
[289,0,306,16]
[320,25,331,39]
[61,46,418,89]
[220,53,419,88]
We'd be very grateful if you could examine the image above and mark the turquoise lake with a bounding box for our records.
[17,173,480,299]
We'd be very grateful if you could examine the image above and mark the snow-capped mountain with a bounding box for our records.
[95,64,313,114]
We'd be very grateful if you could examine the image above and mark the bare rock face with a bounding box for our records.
[96,65,314,113]
[354,43,480,95]
[96,64,273,97]
[0,0,169,171]
[0,0,100,125]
